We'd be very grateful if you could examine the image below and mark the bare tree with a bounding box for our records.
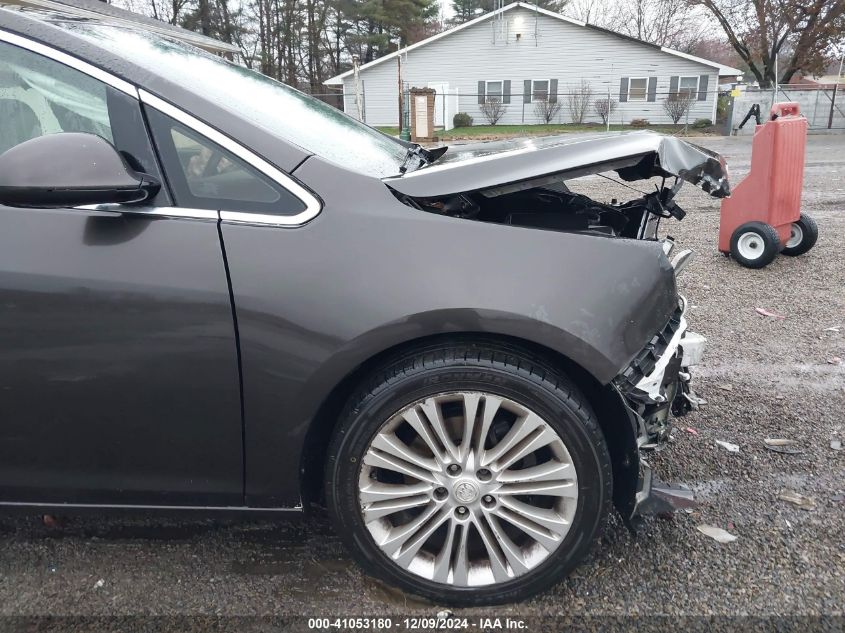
[567,0,711,52]
[613,0,709,51]
[480,97,507,125]
[114,0,440,103]
[566,80,593,124]
[692,0,845,87]
[593,97,617,124]
[565,0,616,24]
[663,92,695,124]
[533,97,562,124]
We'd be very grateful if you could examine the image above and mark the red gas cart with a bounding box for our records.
[719,102,818,268]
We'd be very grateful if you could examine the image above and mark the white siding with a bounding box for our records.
[342,7,718,126]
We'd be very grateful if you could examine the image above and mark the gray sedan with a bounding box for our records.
[0,4,720,605]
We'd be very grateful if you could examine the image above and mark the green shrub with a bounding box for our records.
[716,95,730,122]
[630,118,649,127]
[453,112,473,128]
[692,118,713,129]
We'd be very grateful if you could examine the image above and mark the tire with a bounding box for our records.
[781,213,818,257]
[324,338,612,606]
[729,221,781,269]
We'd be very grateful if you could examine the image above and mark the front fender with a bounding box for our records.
[226,157,680,506]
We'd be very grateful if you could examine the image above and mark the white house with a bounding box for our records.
[324,2,742,128]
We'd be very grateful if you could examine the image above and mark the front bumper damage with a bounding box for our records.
[613,295,706,517]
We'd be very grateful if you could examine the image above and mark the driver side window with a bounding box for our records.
[0,41,113,155]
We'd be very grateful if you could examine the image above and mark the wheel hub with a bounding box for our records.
[737,231,765,260]
[786,223,803,248]
[453,480,480,504]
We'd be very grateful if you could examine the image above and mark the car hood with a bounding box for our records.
[384,131,730,199]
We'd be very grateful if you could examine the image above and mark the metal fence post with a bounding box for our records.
[723,95,735,136]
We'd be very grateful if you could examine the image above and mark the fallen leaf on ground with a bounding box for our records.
[777,489,816,511]
[828,357,842,365]
[697,524,738,543]
[685,427,699,436]
[764,438,804,454]
[755,307,786,319]
[715,440,740,453]
[831,440,842,451]
[765,438,797,446]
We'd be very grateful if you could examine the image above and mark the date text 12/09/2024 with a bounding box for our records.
[307,617,528,630]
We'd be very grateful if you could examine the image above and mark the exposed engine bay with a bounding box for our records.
[400,177,688,242]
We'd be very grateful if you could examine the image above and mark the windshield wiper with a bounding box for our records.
[399,144,448,174]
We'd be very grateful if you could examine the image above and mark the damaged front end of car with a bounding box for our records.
[386,131,723,520]
[611,289,707,518]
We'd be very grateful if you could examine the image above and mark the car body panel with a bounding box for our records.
[386,132,730,199]
[0,205,243,505]
[225,157,678,506]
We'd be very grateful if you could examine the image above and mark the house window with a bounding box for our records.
[678,76,699,97]
[532,80,549,101]
[486,80,503,100]
[628,77,648,101]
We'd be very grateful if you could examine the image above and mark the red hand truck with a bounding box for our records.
[719,102,818,268]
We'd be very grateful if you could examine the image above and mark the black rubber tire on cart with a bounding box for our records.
[729,221,781,269]
[781,213,818,257]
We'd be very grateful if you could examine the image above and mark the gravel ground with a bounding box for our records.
[0,135,843,628]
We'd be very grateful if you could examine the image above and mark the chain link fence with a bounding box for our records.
[306,87,727,133]
[307,84,845,136]
[730,86,844,134]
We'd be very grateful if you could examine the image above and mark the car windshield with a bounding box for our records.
[52,20,409,178]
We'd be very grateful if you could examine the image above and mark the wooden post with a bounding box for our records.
[397,56,403,128]
[352,55,363,121]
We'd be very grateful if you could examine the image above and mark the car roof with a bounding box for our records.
[0,0,238,54]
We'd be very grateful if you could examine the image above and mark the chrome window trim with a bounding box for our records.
[77,204,219,221]
[123,206,219,221]
[0,29,137,97]
[139,90,322,227]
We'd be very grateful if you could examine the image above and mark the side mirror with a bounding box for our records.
[0,132,160,208]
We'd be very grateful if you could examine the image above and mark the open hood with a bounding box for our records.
[384,132,730,199]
